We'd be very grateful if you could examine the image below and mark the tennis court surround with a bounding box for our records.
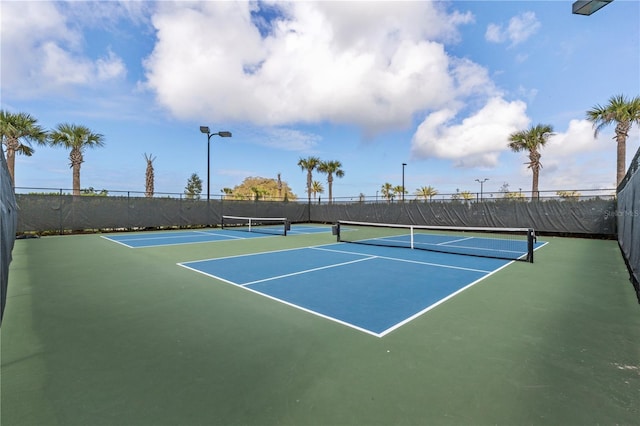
[2,224,639,425]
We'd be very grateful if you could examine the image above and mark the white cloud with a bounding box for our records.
[516,85,538,103]
[508,12,541,46]
[485,23,504,43]
[505,120,640,191]
[545,119,599,158]
[411,97,530,168]
[142,1,478,133]
[485,12,540,47]
[253,127,321,152]
[96,50,127,81]
[0,1,127,97]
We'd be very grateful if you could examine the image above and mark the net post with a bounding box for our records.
[527,228,535,263]
[221,215,225,229]
[410,226,414,249]
[334,222,341,242]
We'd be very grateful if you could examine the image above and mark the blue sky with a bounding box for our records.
[2,0,639,200]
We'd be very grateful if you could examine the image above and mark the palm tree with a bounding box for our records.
[460,191,474,202]
[221,187,233,199]
[277,173,282,200]
[48,123,105,196]
[317,160,344,204]
[0,110,47,184]
[144,153,156,198]
[415,185,438,202]
[508,124,554,200]
[297,156,321,204]
[311,180,324,203]
[381,182,394,203]
[586,94,640,187]
[393,185,407,202]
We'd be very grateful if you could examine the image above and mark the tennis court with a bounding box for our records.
[179,239,544,336]
[2,224,639,425]
[102,223,332,248]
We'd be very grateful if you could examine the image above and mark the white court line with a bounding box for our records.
[414,240,526,255]
[310,246,492,273]
[181,245,317,264]
[176,261,382,337]
[241,256,376,286]
[180,242,353,264]
[437,236,474,245]
[377,259,516,337]
[374,235,528,256]
[101,229,275,248]
[105,232,210,242]
[100,235,135,248]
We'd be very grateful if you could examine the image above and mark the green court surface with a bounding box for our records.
[1,228,639,425]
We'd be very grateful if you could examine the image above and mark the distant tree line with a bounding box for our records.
[3,94,638,200]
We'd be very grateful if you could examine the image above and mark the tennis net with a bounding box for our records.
[221,215,289,236]
[335,220,536,262]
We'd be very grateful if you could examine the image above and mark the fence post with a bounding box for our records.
[59,189,63,235]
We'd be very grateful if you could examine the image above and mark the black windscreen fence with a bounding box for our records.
[15,194,617,237]
[311,198,616,235]
[15,196,310,234]
[617,147,640,303]
[1,149,18,325]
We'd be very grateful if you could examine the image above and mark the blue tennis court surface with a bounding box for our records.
[102,225,332,248]
[179,243,523,337]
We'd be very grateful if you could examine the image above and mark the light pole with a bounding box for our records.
[199,126,232,201]
[475,178,489,202]
[402,163,407,202]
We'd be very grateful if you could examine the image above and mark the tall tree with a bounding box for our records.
[144,153,156,198]
[508,124,554,200]
[311,180,324,203]
[298,156,321,204]
[250,186,269,201]
[317,160,344,204]
[381,182,394,203]
[415,186,438,202]
[393,185,407,202]
[277,173,282,200]
[459,191,474,202]
[221,187,234,199]
[48,123,105,196]
[586,94,640,187]
[0,110,47,184]
[184,173,203,200]
[231,176,296,201]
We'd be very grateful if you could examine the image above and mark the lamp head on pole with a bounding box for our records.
[200,126,232,138]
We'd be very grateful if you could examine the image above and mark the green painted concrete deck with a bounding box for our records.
[1,230,638,425]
